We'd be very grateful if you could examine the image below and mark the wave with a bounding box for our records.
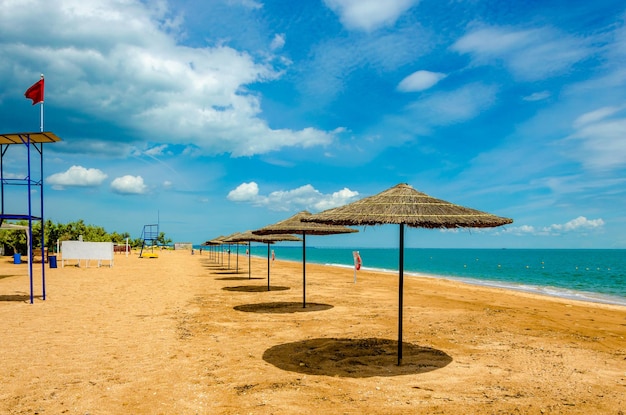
[403,270,626,307]
[327,262,626,306]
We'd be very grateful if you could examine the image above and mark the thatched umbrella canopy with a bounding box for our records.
[208,236,226,244]
[304,183,513,365]
[253,210,358,307]
[229,230,301,286]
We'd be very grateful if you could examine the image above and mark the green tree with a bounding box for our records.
[0,222,27,254]
[156,232,172,246]
[1,219,172,254]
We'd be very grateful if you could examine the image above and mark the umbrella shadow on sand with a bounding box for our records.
[263,337,452,378]
[223,285,291,293]
[214,270,245,275]
[201,261,225,269]
[0,294,41,302]
[0,273,19,281]
[215,276,265,281]
[234,301,333,313]
[201,262,223,267]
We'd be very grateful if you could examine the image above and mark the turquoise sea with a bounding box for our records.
[231,246,626,306]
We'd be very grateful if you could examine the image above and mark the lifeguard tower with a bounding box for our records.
[0,131,61,303]
[139,223,159,258]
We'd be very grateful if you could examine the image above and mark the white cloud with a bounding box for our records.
[567,115,626,171]
[231,0,263,9]
[323,0,419,31]
[227,182,359,211]
[573,106,621,128]
[3,172,25,179]
[0,0,333,157]
[270,34,285,50]
[227,182,260,202]
[111,175,148,195]
[313,187,360,210]
[397,70,446,92]
[407,82,497,126]
[522,91,550,102]
[504,224,537,236]
[454,27,531,55]
[544,216,604,233]
[505,217,604,236]
[452,25,591,81]
[47,165,108,189]
[265,185,327,210]
[144,144,170,157]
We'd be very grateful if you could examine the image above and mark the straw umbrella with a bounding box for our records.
[253,210,358,307]
[228,230,301,288]
[304,183,513,365]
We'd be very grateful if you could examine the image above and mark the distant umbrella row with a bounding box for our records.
[202,183,513,365]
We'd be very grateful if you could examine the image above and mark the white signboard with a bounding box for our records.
[61,241,114,267]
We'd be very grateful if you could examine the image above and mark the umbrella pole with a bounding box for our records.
[302,233,306,308]
[267,243,271,291]
[398,223,404,366]
[248,242,251,279]
[236,243,239,273]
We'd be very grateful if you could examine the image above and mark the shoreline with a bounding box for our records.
[249,253,626,309]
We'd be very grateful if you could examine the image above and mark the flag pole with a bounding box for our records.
[40,74,44,132]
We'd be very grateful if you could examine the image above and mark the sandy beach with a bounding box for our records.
[0,249,624,414]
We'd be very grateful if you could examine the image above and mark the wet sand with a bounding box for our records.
[1,249,625,414]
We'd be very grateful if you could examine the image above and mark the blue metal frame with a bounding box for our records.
[1,133,47,303]
[139,223,159,256]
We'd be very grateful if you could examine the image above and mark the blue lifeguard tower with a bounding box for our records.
[0,131,61,303]
[139,223,159,258]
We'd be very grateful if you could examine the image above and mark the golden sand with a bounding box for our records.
[1,249,624,414]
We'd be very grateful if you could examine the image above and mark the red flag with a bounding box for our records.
[24,79,44,105]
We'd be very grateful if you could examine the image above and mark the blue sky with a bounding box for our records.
[1,0,625,249]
